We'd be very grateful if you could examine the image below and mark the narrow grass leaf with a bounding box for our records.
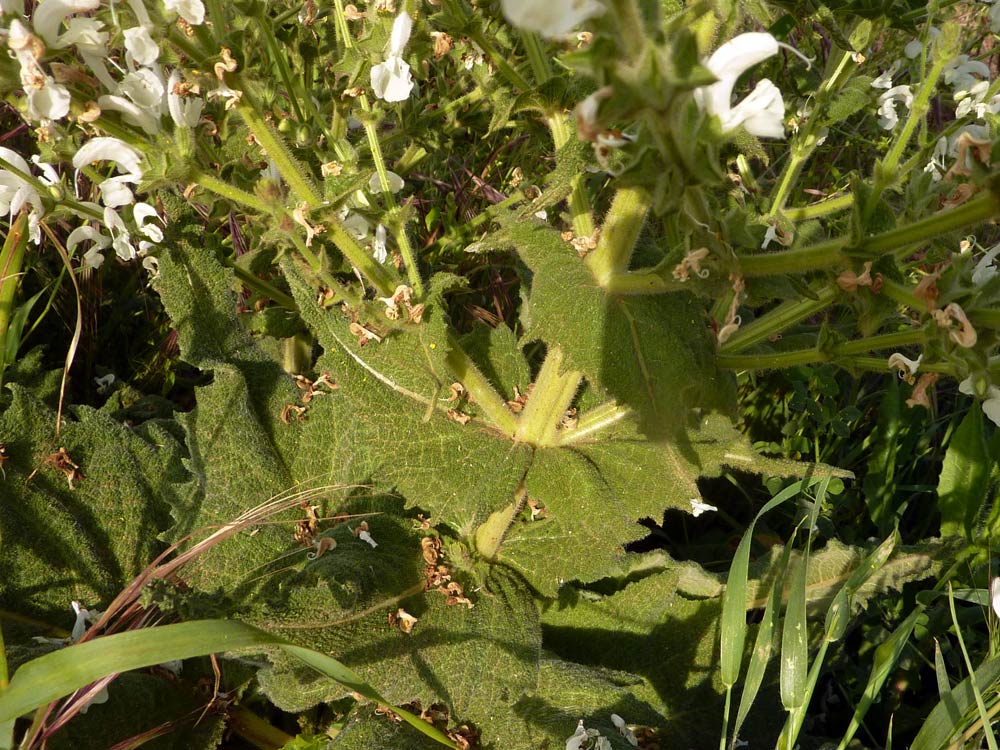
[933,639,959,725]
[779,549,808,711]
[911,656,1000,750]
[837,606,923,750]
[779,476,827,715]
[720,475,823,688]
[947,584,998,750]
[731,539,793,746]
[0,620,456,749]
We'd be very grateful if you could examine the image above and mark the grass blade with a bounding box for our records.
[0,619,457,749]
[947,584,998,750]
[911,656,1000,750]
[730,537,794,747]
[837,605,923,750]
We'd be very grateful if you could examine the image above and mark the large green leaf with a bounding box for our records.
[938,407,993,539]
[507,217,734,437]
[539,562,736,748]
[0,385,183,619]
[258,564,541,747]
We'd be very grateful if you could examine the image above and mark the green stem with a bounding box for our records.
[331,0,353,48]
[358,96,424,296]
[558,400,630,445]
[739,238,849,277]
[548,113,595,239]
[844,356,955,375]
[879,278,920,309]
[785,193,854,222]
[716,328,927,370]
[603,268,684,295]
[585,185,649,284]
[444,332,519,437]
[232,265,298,310]
[719,284,838,353]
[521,31,551,84]
[315,206,397,296]
[971,309,1000,330]
[439,0,530,92]
[0,212,29,391]
[874,45,950,198]
[255,16,306,123]
[514,346,582,446]
[743,190,1000,276]
[193,171,277,215]
[860,191,1000,253]
[235,95,323,208]
[608,0,647,57]
[227,705,294,750]
[770,51,857,216]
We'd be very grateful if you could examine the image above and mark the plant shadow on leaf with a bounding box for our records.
[0,383,182,620]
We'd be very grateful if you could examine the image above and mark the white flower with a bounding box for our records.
[358,530,378,547]
[67,225,111,267]
[904,27,941,59]
[74,138,145,206]
[94,372,115,393]
[8,19,72,121]
[373,223,388,263]
[887,352,922,376]
[134,202,164,242]
[0,148,42,216]
[163,0,205,25]
[102,206,138,260]
[73,137,144,179]
[694,33,787,139]
[59,17,108,55]
[991,576,1000,618]
[988,0,1000,33]
[924,137,948,181]
[955,80,1000,120]
[610,714,638,747]
[371,12,415,102]
[959,376,1000,427]
[944,55,990,92]
[123,26,159,65]
[871,60,900,90]
[566,721,588,750]
[876,85,912,130]
[368,170,405,194]
[501,0,603,39]
[31,0,101,48]
[972,243,1000,285]
[690,498,718,517]
[0,147,46,243]
[167,69,204,128]
[337,207,369,240]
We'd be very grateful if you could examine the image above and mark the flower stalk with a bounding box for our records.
[716,328,927,371]
[585,185,649,285]
[514,346,582,446]
[444,332,519,437]
[548,112,595,239]
[719,284,838,353]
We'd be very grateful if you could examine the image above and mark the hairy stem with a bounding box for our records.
[586,185,649,284]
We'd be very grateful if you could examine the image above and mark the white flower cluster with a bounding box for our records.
[876,31,1000,131]
[0,0,212,269]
